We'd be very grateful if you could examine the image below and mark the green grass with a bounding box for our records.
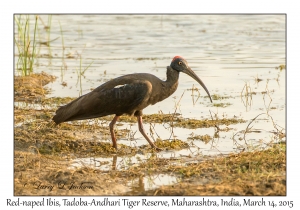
[46,15,53,57]
[76,55,94,96]
[15,15,38,76]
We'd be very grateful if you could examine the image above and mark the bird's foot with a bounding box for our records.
[152,146,163,152]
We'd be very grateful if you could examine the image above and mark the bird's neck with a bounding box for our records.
[148,66,179,105]
[166,66,179,86]
[163,66,179,96]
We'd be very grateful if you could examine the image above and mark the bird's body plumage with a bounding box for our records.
[52,56,212,151]
[53,67,179,124]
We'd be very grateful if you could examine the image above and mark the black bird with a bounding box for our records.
[53,56,212,151]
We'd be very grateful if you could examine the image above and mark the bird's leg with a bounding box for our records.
[109,115,120,150]
[137,116,162,151]
[112,155,117,170]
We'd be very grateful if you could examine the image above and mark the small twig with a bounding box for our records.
[243,113,266,146]
[38,37,59,46]
[191,84,195,105]
[262,79,273,115]
[209,110,220,131]
[149,123,160,142]
[169,91,185,140]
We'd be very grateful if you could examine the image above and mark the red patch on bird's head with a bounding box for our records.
[172,56,183,62]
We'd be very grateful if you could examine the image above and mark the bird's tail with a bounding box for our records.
[52,106,68,124]
[52,96,82,124]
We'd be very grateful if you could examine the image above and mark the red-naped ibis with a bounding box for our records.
[53,56,212,151]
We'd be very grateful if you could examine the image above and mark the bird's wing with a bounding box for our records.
[53,80,152,123]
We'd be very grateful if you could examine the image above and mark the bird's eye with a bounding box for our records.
[178,61,182,65]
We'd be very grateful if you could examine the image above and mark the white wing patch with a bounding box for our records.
[114,84,128,89]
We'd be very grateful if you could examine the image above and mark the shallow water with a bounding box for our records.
[15,15,285,191]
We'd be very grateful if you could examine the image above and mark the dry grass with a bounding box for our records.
[14,142,285,195]
[100,114,245,129]
[123,143,286,196]
[14,73,286,196]
[14,72,56,102]
[14,151,129,195]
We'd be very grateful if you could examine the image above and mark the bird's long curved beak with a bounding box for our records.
[182,67,213,103]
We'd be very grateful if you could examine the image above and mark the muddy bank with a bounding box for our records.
[14,143,285,196]
[14,73,285,195]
